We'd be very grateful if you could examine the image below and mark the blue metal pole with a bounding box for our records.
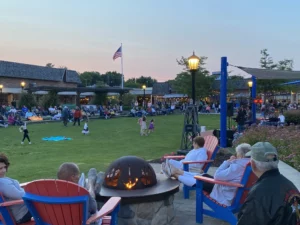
[220,57,228,148]
[251,76,256,123]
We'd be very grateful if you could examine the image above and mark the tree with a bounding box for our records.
[259,49,277,69]
[135,76,157,87]
[59,66,68,70]
[102,71,122,87]
[80,71,103,87]
[19,93,37,110]
[276,59,293,71]
[124,78,140,88]
[173,56,214,99]
[38,90,58,109]
[46,63,55,68]
[257,49,294,101]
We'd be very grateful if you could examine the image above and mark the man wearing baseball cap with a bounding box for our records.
[237,142,300,225]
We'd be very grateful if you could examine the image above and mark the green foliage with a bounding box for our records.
[258,49,294,99]
[234,126,300,171]
[45,63,55,68]
[284,110,300,125]
[173,56,214,99]
[38,91,58,109]
[121,93,136,107]
[93,93,107,105]
[102,71,122,87]
[19,93,37,109]
[80,71,103,87]
[135,76,157,87]
[125,77,157,88]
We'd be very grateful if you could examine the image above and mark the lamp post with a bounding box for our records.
[142,85,146,108]
[20,81,26,92]
[248,81,253,105]
[188,52,200,105]
[0,84,3,93]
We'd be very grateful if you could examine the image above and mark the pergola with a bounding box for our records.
[25,86,132,106]
[219,59,300,147]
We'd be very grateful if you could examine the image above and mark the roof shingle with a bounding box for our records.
[0,60,81,83]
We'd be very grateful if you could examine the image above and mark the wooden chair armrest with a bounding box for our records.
[182,160,214,164]
[86,197,121,224]
[20,181,31,187]
[0,199,24,207]
[164,155,185,159]
[194,176,244,188]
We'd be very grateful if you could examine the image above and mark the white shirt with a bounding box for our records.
[181,147,207,171]
[278,115,285,123]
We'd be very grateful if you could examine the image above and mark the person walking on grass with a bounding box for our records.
[148,119,155,134]
[140,116,148,136]
[19,122,31,145]
[73,106,81,126]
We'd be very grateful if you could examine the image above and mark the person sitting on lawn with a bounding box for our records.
[57,162,97,217]
[8,113,15,125]
[162,136,207,176]
[0,153,32,224]
[166,143,251,206]
[0,114,8,128]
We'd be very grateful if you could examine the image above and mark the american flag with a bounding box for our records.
[113,46,122,60]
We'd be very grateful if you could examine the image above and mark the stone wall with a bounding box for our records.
[97,195,176,225]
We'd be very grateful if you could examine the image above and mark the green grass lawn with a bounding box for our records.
[1,114,220,182]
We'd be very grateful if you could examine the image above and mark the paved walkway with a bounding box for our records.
[150,161,300,225]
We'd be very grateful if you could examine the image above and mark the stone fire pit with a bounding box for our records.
[98,156,179,225]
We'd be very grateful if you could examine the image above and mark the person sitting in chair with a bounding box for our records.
[162,136,208,176]
[0,153,32,224]
[165,143,251,206]
[57,163,97,217]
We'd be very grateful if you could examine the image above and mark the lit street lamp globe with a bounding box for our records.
[188,52,200,71]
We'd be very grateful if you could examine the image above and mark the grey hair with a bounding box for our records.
[235,143,251,157]
[251,158,279,172]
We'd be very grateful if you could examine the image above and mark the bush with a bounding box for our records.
[234,126,300,171]
[38,91,58,109]
[93,93,107,105]
[284,110,300,125]
[19,93,37,110]
[122,93,135,108]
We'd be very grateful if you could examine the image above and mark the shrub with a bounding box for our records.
[234,125,300,171]
[19,93,37,110]
[38,91,58,109]
[284,110,300,125]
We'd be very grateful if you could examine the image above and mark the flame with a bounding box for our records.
[124,178,138,189]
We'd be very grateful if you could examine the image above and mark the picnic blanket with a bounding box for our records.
[42,136,72,141]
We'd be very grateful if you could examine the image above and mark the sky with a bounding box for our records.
[1,0,300,82]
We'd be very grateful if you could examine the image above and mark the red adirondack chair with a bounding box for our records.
[194,162,258,225]
[22,179,120,225]
[164,135,219,199]
[0,193,35,225]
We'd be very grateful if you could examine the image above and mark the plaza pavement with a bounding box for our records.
[150,160,300,225]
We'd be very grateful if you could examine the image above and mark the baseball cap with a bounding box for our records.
[245,142,278,162]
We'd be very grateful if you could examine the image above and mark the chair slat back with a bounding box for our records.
[23,179,89,225]
[0,193,16,225]
[202,136,219,171]
[231,162,258,209]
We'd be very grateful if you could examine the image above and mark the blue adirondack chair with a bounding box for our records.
[0,193,34,225]
[22,179,120,225]
[164,135,219,199]
[194,162,258,225]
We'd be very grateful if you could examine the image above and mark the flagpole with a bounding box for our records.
[121,43,124,89]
